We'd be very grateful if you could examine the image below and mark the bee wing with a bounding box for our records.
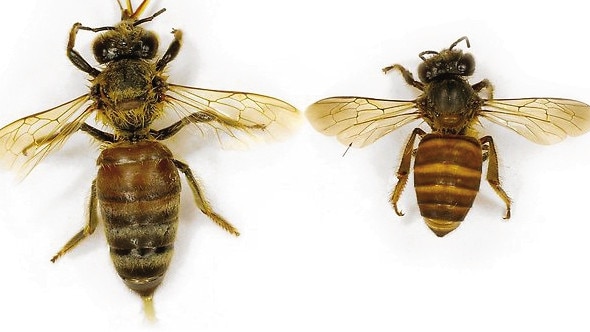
[306,97,420,147]
[165,84,301,145]
[0,95,94,176]
[481,98,590,145]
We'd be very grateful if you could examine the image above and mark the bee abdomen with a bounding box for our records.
[96,140,181,296]
[413,134,482,236]
[110,242,175,296]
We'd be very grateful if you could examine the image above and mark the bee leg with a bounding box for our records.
[150,112,215,140]
[472,79,494,100]
[67,23,101,77]
[80,124,115,142]
[390,128,426,216]
[22,123,114,156]
[173,160,240,236]
[151,112,263,140]
[381,64,425,91]
[480,136,511,219]
[156,29,183,71]
[51,180,99,263]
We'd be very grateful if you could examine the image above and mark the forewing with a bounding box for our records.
[306,97,420,147]
[0,95,94,176]
[165,84,300,146]
[482,98,590,144]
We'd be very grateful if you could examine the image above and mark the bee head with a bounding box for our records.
[417,36,475,83]
[91,2,166,64]
[92,25,159,64]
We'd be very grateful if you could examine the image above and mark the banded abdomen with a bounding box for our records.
[96,140,180,298]
[413,134,482,237]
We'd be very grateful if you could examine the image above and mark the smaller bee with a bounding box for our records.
[307,36,590,237]
[0,0,299,317]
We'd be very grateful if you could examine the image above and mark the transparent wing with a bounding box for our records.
[306,97,420,147]
[165,84,301,145]
[0,95,94,176]
[482,98,590,145]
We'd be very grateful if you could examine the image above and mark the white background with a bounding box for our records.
[0,0,589,331]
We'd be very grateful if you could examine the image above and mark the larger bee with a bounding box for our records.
[0,0,299,316]
[307,37,590,237]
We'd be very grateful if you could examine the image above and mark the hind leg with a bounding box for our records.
[51,180,99,262]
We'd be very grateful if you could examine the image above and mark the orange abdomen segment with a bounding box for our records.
[413,134,482,236]
[96,140,181,297]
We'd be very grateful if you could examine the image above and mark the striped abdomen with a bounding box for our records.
[96,140,180,297]
[413,134,482,237]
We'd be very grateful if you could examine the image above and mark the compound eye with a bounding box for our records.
[417,63,431,83]
[138,33,158,59]
[457,54,475,76]
[93,37,119,63]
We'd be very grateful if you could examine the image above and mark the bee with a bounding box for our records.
[0,0,299,317]
[306,36,590,237]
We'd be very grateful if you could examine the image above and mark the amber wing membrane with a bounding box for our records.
[306,97,420,147]
[481,98,590,144]
[0,95,93,177]
[165,84,301,145]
